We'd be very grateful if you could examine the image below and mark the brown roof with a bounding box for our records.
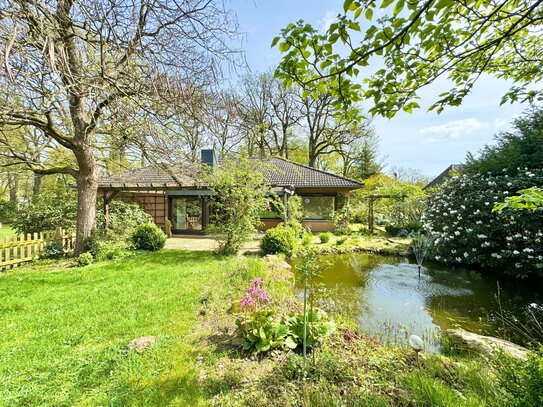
[253,157,363,188]
[98,157,363,190]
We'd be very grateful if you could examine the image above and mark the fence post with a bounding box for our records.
[55,227,64,250]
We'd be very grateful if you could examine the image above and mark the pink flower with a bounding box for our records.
[251,278,263,288]
[240,296,256,309]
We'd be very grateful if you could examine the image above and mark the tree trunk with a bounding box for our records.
[74,144,98,255]
[8,174,18,203]
[33,174,42,196]
[308,142,317,167]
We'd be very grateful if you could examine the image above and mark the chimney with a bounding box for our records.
[200,149,218,166]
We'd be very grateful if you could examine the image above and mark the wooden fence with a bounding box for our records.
[0,228,76,271]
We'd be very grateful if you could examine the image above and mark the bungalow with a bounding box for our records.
[97,149,363,234]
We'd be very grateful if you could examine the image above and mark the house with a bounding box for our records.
[97,149,363,234]
[423,164,463,190]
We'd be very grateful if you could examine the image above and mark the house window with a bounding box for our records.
[260,198,283,219]
[301,195,335,220]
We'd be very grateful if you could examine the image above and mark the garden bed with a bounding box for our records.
[1,250,540,406]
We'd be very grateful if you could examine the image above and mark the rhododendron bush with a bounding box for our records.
[424,169,543,278]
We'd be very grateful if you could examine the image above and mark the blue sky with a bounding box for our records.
[229,0,528,177]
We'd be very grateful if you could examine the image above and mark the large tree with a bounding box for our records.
[273,0,543,118]
[0,0,238,253]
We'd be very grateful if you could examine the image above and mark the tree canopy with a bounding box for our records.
[273,0,543,118]
[464,107,543,175]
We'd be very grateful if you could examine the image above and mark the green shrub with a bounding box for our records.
[205,157,269,255]
[96,201,152,237]
[131,223,166,251]
[261,226,297,256]
[495,347,543,407]
[11,191,77,234]
[94,239,132,261]
[424,169,543,278]
[77,252,94,267]
[318,232,331,243]
[286,220,304,238]
[0,200,16,224]
[335,237,347,245]
[302,233,313,246]
[41,242,64,259]
[330,203,350,235]
[385,220,423,236]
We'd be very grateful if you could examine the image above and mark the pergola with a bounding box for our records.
[367,194,406,233]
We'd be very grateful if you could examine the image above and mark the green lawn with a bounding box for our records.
[0,224,15,239]
[0,250,264,406]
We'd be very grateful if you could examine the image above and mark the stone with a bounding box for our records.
[262,254,292,272]
[445,329,528,360]
[128,335,156,352]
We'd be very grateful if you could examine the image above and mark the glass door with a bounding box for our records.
[171,196,203,232]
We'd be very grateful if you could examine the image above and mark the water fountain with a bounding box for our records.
[412,233,434,278]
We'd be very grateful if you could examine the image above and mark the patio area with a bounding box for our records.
[164,234,262,253]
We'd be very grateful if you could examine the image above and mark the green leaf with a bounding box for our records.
[279,42,291,53]
[365,8,373,20]
[393,0,405,15]
[320,59,333,69]
[381,0,394,8]
[343,0,354,12]
[354,7,363,19]
[285,336,298,349]
[271,37,280,47]
[348,21,361,31]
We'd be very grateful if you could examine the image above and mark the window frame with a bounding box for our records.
[299,193,337,221]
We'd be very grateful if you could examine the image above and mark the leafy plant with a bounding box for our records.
[0,200,16,224]
[235,310,295,354]
[131,223,166,251]
[330,200,350,235]
[77,252,94,267]
[41,242,64,259]
[284,308,335,349]
[260,226,297,256]
[494,187,543,212]
[287,195,304,224]
[11,191,77,234]
[318,232,331,243]
[301,233,313,246]
[495,346,543,407]
[205,157,269,255]
[96,201,152,236]
[385,220,423,237]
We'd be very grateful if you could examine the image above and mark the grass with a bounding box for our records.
[303,229,411,256]
[0,224,15,239]
[0,246,532,406]
[0,250,269,406]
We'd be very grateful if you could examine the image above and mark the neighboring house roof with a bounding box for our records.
[424,164,463,190]
[97,157,363,190]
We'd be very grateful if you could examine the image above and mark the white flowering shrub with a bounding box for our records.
[424,169,543,278]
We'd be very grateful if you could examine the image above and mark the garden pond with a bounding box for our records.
[293,253,543,351]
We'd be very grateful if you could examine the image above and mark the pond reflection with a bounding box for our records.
[292,253,543,350]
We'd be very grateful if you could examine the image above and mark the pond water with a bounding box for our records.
[293,253,543,350]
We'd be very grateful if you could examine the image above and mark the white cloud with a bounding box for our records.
[494,118,507,127]
[419,118,489,143]
[318,10,337,33]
